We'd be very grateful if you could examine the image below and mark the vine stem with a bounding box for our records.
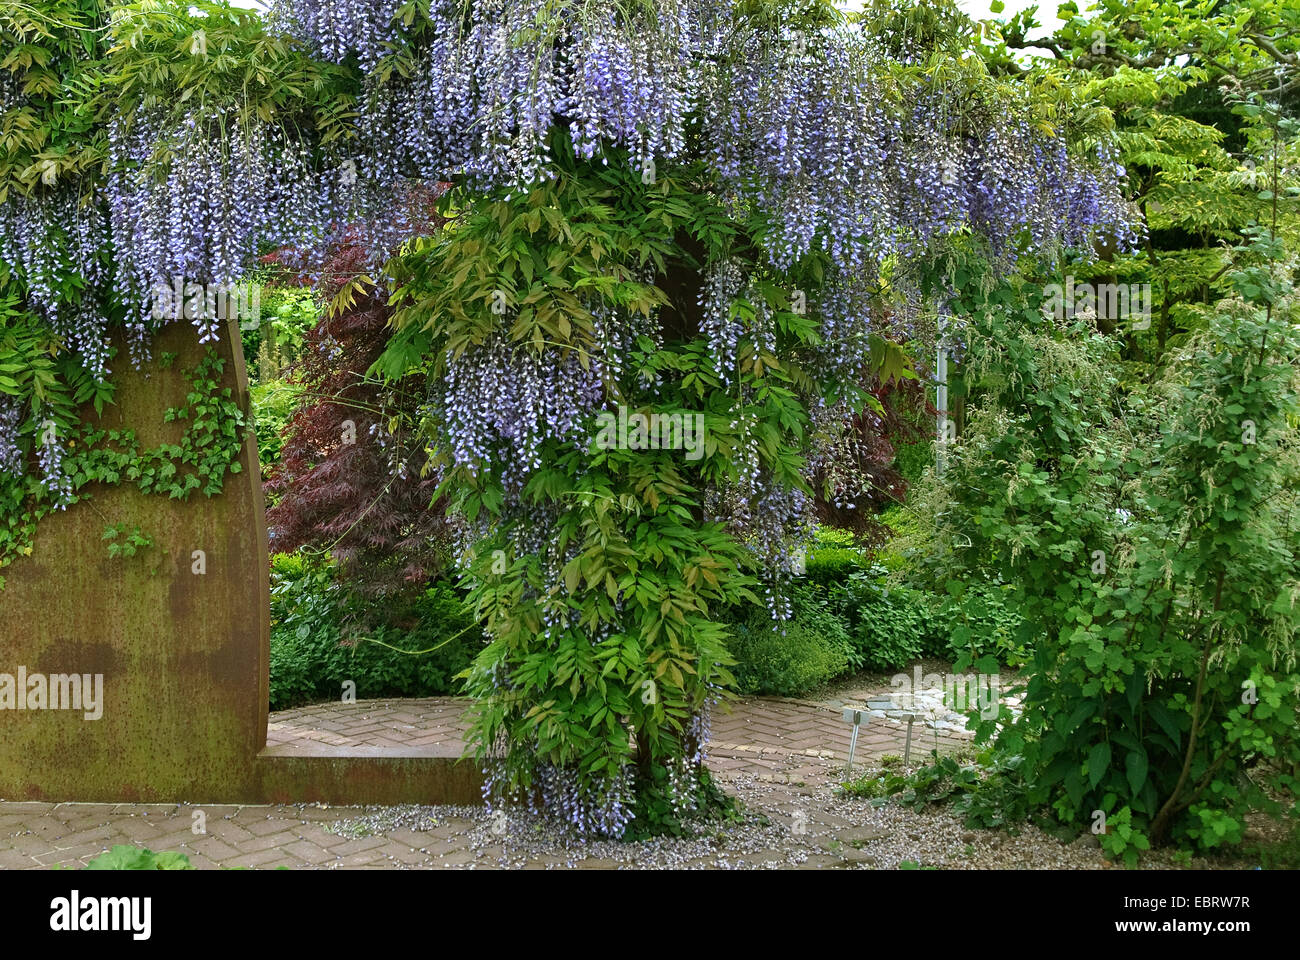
[1149,569,1222,844]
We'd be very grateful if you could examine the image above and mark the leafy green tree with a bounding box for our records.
[907,220,1300,857]
[988,0,1300,366]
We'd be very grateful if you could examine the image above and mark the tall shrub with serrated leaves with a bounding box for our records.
[908,236,1300,860]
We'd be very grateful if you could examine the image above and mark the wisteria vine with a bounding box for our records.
[0,0,1140,838]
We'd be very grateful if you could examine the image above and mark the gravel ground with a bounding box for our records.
[311,663,1278,870]
[323,769,1259,870]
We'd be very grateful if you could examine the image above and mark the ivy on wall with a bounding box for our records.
[0,345,248,587]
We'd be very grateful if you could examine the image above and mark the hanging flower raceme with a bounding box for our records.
[106,109,323,349]
[264,0,1134,278]
[56,0,1139,348]
[0,399,23,478]
[437,332,606,485]
[0,185,112,377]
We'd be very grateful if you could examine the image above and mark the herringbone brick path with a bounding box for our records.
[708,696,968,782]
[265,695,970,776]
[267,699,470,753]
[1,696,973,869]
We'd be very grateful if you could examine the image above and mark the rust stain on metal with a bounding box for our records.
[0,317,483,807]
[0,318,268,802]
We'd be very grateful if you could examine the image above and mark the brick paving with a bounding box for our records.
[708,696,968,783]
[1,695,974,870]
[266,695,969,779]
[267,699,470,753]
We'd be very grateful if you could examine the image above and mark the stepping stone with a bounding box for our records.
[833,847,879,865]
[838,825,889,846]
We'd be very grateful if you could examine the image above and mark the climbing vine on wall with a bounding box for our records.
[0,344,248,587]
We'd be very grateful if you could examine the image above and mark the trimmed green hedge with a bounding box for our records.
[727,584,854,696]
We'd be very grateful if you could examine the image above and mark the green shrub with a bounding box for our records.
[874,505,925,573]
[803,526,869,587]
[250,377,303,476]
[832,567,944,671]
[728,586,852,696]
[907,248,1300,854]
[241,284,319,382]
[269,552,483,709]
[806,538,1034,672]
[805,548,865,588]
[937,577,1032,668]
[731,529,1028,691]
[879,752,1034,833]
[891,433,932,490]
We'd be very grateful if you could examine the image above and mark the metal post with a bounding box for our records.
[936,313,948,477]
[842,707,864,777]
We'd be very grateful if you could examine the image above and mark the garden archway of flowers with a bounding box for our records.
[0,0,1136,836]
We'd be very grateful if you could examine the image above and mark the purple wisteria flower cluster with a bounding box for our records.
[269,0,1134,275]
[437,332,605,487]
[698,259,747,388]
[106,111,322,349]
[273,0,725,189]
[0,399,22,478]
[36,412,72,506]
[711,48,1137,273]
[805,396,881,514]
[269,0,405,72]
[0,186,111,376]
[483,756,638,839]
[0,0,1135,369]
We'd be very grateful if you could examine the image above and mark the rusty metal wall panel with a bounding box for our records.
[0,317,485,806]
[0,318,269,802]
